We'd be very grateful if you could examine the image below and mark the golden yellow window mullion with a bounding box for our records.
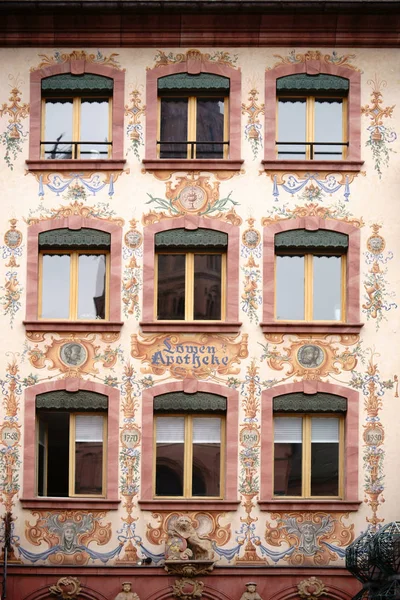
[184,416,193,497]
[102,415,108,496]
[40,99,46,158]
[304,254,313,321]
[68,413,76,497]
[185,253,194,320]
[223,97,229,159]
[188,97,197,158]
[341,255,346,322]
[302,416,311,497]
[342,97,348,159]
[70,252,79,320]
[108,97,113,158]
[73,97,81,159]
[221,253,227,321]
[338,417,345,499]
[306,97,315,160]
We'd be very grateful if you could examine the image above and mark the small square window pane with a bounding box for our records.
[278,99,306,159]
[276,255,305,320]
[313,255,342,321]
[157,254,186,320]
[41,254,71,318]
[44,100,73,159]
[77,254,106,320]
[193,254,222,320]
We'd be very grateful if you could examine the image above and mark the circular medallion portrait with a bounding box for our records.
[297,345,325,369]
[124,229,143,249]
[4,229,22,249]
[367,235,385,255]
[242,228,261,249]
[178,186,207,212]
[60,342,87,367]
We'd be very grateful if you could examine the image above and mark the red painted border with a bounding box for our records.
[261,217,362,333]
[263,59,362,170]
[140,215,241,332]
[21,378,120,509]
[28,59,125,167]
[24,216,123,332]
[145,58,242,167]
[139,379,239,508]
[259,381,360,511]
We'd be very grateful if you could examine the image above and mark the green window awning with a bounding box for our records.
[275,229,348,251]
[39,228,111,249]
[154,391,227,413]
[36,390,108,411]
[41,73,113,93]
[273,392,347,413]
[158,73,230,92]
[277,73,349,93]
[155,228,228,249]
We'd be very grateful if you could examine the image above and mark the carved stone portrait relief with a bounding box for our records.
[60,342,87,367]
[297,345,325,369]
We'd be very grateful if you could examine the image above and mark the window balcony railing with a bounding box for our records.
[276,141,349,160]
[157,140,229,159]
[40,140,112,160]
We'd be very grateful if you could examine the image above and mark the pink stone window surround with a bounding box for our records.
[143,60,243,171]
[26,60,126,171]
[139,379,240,511]
[24,217,123,333]
[261,217,363,334]
[259,381,361,512]
[263,60,363,172]
[140,216,242,333]
[21,378,120,510]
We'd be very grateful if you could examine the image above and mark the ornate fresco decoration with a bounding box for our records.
[125,88,146,161]
[24,189,125,228]
[261,200,364,229]
[260,334,359,382]
[131,333,249,381]
[242,89,264,160]
[122,219,143,320]
[345,349,396,527]
[361,75,396,178]
[0,356,23,513]
[362,224,397,328]
[297,577,328,600]
[0,77,29,169]
[27,171,125,199]
[19,510,123,565]
[151,49,238,70]
[0,219,23,327]
[142,172,242,226]
[264,512,354,566]
[24,332,122,382]
[31,50,124,72]
[267,49,361,72]
[241,218,262,324]
[49,576,82,599]
[264,172,363,203]
[116,362,143,565]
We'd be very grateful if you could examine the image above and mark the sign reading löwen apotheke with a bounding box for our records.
[131,333,248,379]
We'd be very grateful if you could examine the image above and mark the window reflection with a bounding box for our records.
[160,99,188,159]
[193,254,222,320]
[41,254,71,318]
[196,99,224,158]
[44,100,73,159]
[80,99,110,159]
[276,255,305,320]
[277,99,306,159]
[313,255,342,321]
[78,255,106,320]
[314,99,343,160]
[157,254,186,320]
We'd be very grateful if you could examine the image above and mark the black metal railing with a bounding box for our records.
[276,141,349,160]
[157,140,229,159]
[40,140,112,159]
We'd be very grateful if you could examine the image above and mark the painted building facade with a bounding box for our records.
[0,2,399,599]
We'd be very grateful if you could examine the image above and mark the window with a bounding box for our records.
[276,74,348,160]
[41,74,112,160]
[155,228,227,322]
[153,392,226,499]
[274,415,343,498]
[274,229,347,322]
[38,228,110,321]
[158,73,229,159]
[35,390,108,498]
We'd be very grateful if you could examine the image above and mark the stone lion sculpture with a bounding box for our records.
[166,516,214,561]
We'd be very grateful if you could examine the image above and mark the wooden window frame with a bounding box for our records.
[274,250,346,323]
[36,411,107,499]
[276,94,348,160]
[273,413,344,500]
[154,413,225,500]
[157,94,229,160]
[38,249,110,321]
[155,250,226,322]
[41,94,113,160]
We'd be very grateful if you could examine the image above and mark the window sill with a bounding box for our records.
[139,499,240,511]
[20,497,121,510]
[261,321,364,334]
[258,499,362,511]
[26,159,126,171]
[142,158,244,172]
[140,321,242,333]
[24,320,124,333]
[262,159,364,172]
